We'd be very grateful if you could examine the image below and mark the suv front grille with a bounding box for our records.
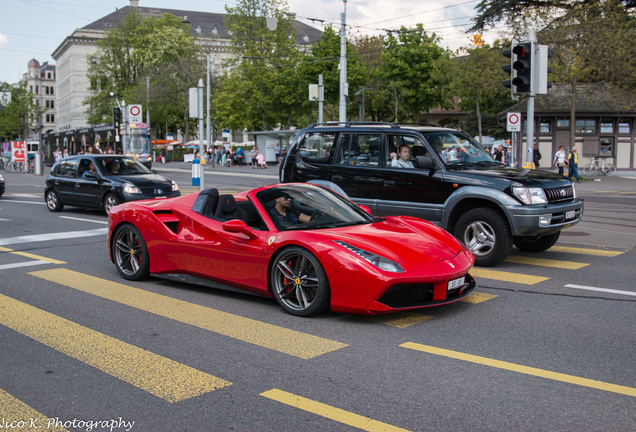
[545,186,574,203]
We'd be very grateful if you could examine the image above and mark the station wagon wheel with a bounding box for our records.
[454,207,512,267]
[112,223,149,281]
[270,247,330,316]
[45,189,64,212]
[104,193,119,215]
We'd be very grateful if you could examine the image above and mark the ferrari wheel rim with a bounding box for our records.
[114,227,144,276]
[273,251,321,312]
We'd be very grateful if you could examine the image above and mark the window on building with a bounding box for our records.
[600,122,613,134]
[51,100,54,109]
[540,122,551,133]
[556,119,569,128]
[599,137,613,157]
[575,119,595,134]
[35,86,39,95]
[619,122,631,134]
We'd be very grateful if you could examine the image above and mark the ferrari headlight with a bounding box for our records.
[334,241,403,273]
[171,180,179,191]
[123,182,142,195]
[512,186,547,205]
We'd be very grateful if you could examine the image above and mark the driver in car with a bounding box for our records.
[269,190,323,228]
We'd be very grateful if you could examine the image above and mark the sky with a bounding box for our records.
[0,0,501,85]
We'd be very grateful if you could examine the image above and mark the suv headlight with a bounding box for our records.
[512,186,547,205]
[123,182,142,195]
[334,241,403,273]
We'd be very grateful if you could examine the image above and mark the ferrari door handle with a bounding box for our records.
[184,234,193,240]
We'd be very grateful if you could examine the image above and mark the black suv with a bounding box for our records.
[280,122,584,266]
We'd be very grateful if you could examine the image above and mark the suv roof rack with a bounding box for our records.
[397,122,441,128]
[308,122,400,128]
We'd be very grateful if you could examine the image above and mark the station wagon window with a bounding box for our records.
[56,159,78,178]
[297,132,336,163]
[386,135,426,166]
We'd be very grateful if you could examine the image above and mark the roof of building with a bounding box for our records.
[82,5,322,46]
[28,58,41,68]
[507,83,636,115]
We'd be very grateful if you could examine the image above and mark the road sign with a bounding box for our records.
[128,104,142,122]
[507,112,521,132]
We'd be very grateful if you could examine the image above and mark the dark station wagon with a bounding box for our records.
[45,155,180,215]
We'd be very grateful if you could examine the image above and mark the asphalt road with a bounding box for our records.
[0,165,635,432]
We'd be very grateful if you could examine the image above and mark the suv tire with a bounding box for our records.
[514,232,560,253]
[454,207,513,267]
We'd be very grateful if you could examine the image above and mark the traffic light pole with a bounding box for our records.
[524,30,537,169]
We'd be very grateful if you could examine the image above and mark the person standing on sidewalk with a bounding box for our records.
[567,146,581,182]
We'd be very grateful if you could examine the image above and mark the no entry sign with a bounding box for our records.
[506,112,521,132]
[128,104,142,122]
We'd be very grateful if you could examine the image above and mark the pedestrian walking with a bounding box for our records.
[532,144,542,168]
[553,145,567,175]
[567,146,581,182]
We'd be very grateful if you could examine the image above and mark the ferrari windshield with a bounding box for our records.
[422,131,499,167]
[256,185,377,231]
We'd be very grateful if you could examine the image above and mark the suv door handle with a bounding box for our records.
[384,180,396,187]
[332,175,343,181]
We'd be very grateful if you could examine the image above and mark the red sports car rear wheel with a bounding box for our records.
[271,247,330,316]
[112,223,150,281]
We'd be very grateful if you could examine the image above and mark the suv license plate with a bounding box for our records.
[448,277,465,291]
[565,210,575,220]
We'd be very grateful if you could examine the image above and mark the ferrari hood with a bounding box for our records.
[324,216,464,263]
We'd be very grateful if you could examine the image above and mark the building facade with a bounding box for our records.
[22,59,57,138]
[51,1,322,132]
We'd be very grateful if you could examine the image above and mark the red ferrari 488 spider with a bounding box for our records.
[108,183,476,316]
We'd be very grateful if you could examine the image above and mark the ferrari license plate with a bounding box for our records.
[565,210,575,220]
[448,276,465,291]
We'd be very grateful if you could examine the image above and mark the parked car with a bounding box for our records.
[0,173,5,197]
[279,122,584,267]
[45,155,180,215]
[108,183,476,316]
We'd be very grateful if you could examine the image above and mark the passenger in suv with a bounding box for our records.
[280,122,584,267]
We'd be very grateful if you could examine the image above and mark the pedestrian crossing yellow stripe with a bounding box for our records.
[29,268,347,359]
[549,246,623,257]
[400,342,636,398]
[0,246,66,264]
[469,268,548,285]
[261,389,411,432]
[505,255,589,269]
[0,294,231,403]
[366,312,433,328]
[0,388,70,431]
[460,292,498,304]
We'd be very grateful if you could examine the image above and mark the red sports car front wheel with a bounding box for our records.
[112,223,150,281]
[271,247,330,317]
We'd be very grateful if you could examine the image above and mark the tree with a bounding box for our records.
[0,82,38,140]
[296,26,368,122]
[214,0,307,130]
[377,25,451,122]
[86,10,202,140]
[350,35,392,121]
[447,41,513,141]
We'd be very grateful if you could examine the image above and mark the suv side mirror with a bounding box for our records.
[415,155,435,170]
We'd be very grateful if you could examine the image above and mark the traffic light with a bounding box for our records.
[512,42,533,94]
[112,107,121,128]
[502,44,519,100]
[534,45,552,95]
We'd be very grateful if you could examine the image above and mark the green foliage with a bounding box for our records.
[0,82,38,140]
[214,0,307,130]
[377,25,451,122]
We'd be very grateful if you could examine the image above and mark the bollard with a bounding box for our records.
[192,158,201,186]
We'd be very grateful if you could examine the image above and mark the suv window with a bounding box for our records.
[337,134,381,166]
[298,132,336,163]
[386,135,427,167]
[56,159,79,178]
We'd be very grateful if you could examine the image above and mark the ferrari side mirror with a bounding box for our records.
[222,219,259,239]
